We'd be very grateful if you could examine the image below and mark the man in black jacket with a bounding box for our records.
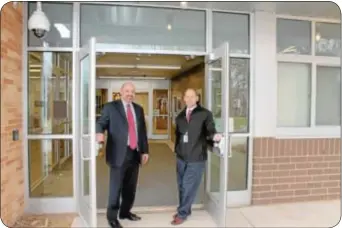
[172,88,221,225]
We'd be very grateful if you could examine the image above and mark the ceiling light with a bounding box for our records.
[167,24,172,30]
[180,1,188,8]
[96,64,181,70]
[98,76,167,80]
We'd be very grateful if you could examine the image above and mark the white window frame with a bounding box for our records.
[276,16,341,138]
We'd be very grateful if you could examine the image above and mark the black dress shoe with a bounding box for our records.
[119,212,141,221]
[108,220,123,228]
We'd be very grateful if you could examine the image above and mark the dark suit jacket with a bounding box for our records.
[96,100,149,167]
[175,105,217,162]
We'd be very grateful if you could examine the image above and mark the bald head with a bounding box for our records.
[183,88,198,108]
[120,82,136,103]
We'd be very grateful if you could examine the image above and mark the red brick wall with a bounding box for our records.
[0,2,24,226]
[252,138,341,204]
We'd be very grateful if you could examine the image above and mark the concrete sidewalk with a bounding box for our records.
[72,200,341,227]
[226,200,340,227]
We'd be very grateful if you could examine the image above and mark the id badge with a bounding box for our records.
[183,132,188,143]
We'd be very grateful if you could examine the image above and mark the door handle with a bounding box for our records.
[227,135,232,158]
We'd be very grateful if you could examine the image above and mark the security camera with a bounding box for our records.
[28,2,50,39]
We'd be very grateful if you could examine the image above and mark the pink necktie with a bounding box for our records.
[186,110,192,122]
[126,104,137,150]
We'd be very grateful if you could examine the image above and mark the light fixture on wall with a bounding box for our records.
[315,33,321,41]
[167,24,172,30]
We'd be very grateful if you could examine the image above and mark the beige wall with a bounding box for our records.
[0,2,24,226]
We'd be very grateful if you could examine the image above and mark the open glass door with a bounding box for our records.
[78,37,97,227]
[204,42,230,227]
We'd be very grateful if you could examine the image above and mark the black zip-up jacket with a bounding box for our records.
[174,105,217,162]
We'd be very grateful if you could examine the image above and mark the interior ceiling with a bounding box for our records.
[28,52,203,79]
[96,53,204,78]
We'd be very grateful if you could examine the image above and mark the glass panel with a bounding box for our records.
[28,3,73,47]
[29,139,73,197]
[152,89,168,135]
[134,92,149,133]
[228,137,248,191]
[210,60,223,132]
[277,19,311,55]
[213,13,249,54]
[316,66,341,126]
[315,22,341,57]
[209,153,220,199]
[229,58,249,133]
[81,56,90,135]
[277,62,311,127]
[80,4,206,52]
[28,52,73,134]
[96,89,108,119]
[83,160,90,196]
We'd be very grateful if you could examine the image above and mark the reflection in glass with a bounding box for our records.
[80,4,206,52]
[227,137,248,191]
[277,19,311,55]
[210,60,223,132]
[277,62,311,127]
[209,137,249,193]
[83,160,90,196]
[209,153,221,198]
[28,3,73,47]
[28,52,73,134]
[81,56,90,135]
[315,22,341,57]
[316,66,341,125]
[29,139,73,197]
[213,12,250,54]
[229,58,249,132]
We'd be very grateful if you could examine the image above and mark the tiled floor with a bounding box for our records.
[96,142,205,208]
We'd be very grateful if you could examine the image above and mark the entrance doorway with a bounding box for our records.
[93,51,206,210]
[76,38,251,227]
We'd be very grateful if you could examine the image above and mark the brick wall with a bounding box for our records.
[252,138,341,204]
[1,2,24,226]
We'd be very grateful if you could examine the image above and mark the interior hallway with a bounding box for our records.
[97,141,204,208]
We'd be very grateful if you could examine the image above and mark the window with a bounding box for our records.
[277,63,311,127]
[213,13,250,54]
[277,18,341,135]
[80,4,206,52]
[28,3,73,47]
[315,22,341,57]
[277,19,311,55]
[316,66,341,125]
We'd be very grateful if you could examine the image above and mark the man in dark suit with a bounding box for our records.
[172,88,221,225]
[96,82,149,228]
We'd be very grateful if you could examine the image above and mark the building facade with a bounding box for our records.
[0,1,341,226]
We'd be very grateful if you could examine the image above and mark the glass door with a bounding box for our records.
[151,89,169,139]
[78,37,97,227]
[204,42,230,227]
